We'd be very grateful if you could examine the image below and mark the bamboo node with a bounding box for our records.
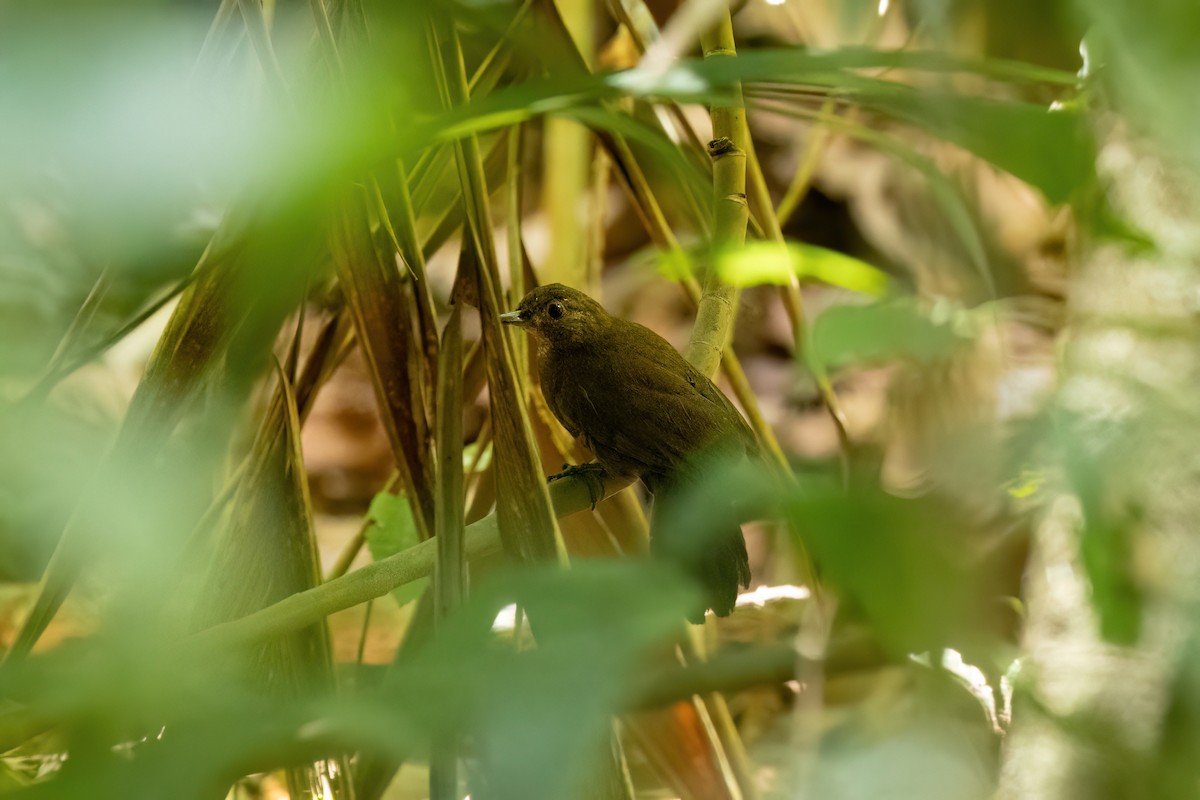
[708,137,741,158]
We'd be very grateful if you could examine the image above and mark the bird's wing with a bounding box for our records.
[542,377,580,439]
[683,355,758,452]
[567,321,756,480]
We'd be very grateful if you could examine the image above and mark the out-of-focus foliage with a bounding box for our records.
[811,299,971,369]
[2,0,1200,797]
[0,562,695,798]
[717,240,890,294]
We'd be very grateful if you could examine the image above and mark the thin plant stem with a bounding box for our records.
[181,472,629,655]
[355,598,374,667]
[742,106,853,479]
[776,97,837,229]
[691,13,758,800]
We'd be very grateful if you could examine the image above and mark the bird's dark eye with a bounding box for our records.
[547,302,564,319]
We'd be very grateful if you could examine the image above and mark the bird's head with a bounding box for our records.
[500,284,611,346]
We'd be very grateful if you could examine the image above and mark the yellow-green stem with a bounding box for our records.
[775,98,836,228]
[689,15,759,800]
[181,473,628,656]
[684,18,748,379]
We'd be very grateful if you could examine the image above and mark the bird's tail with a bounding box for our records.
[650,496,751,623]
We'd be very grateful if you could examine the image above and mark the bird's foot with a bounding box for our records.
[548,462,608,510]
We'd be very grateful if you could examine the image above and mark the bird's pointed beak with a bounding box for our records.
[499,310,526,326]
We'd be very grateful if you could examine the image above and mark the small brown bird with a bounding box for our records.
[501,284,755,622]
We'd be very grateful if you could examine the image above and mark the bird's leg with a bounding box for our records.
[548,462,609,510]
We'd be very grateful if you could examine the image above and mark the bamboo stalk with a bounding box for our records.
[181,473,628,655]
[686,15,763,800]
[684,16,748,380]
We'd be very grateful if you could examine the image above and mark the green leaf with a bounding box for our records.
[786,483,988,656]
[810,298,969,370]
[400,561,697,799]
[427,48,1090,207]
[1077,0,1200,172]
[613,47,1080,101]
[364,491,428,608]
[862,88,1095,206]
[1058,414,1145,645]
[655,247,694,281]
[613,49,1093,205]
[717,241,890,295]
